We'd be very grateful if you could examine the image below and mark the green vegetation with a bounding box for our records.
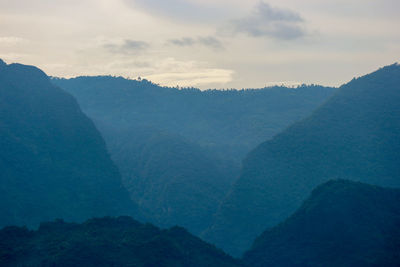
[243,180,400,267]
[105,127,238,234]
[0,216,243,267]
[0,60,137,228]
[53,76,334,234]
[205,63,400,256]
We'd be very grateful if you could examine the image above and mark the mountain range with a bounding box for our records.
[204,63,400,256]
[1,58,399,266]
[53,76,334,234]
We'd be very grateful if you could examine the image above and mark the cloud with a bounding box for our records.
[143,57,234,88]
[168,37,195,47]
[198,36,224,49]
[0,36,27,45]
[167,36,223,49]
[104,39,150,54]
[231,1,307,40]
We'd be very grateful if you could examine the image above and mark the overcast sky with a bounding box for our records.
[0,0,399,89]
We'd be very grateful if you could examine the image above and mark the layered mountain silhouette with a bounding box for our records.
[0,216,243,267]
[53,76,334,234]
[101,126,237,234]
[243,180,400,267]
[53,76,334,163]
[0,59,137,228]
[205,63,400,256]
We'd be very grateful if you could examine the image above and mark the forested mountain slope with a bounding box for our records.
[0,59,137,228]
[243,180,400,267]
[0,216,243,267]
[205,64,400,256]
[53,76,334,234]
[53,76,334,162]
[101,126,238,234]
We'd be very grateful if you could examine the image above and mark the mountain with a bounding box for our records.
[102,126,238,234]
[243,180,400,267]
[205,63,400,256]
[52,76,335,163]
[0,216,243,267]
[52,76,334,234]
[0,59,137,228]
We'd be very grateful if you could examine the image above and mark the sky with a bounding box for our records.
[0,0,399,89]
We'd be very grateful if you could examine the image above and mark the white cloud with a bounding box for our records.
[141,58,234,88]
[0,36,27,45]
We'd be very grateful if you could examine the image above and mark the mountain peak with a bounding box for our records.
[0,59,6,67]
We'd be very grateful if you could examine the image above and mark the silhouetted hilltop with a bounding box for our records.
[243,180,400,267]
[0,216,243,267]
[0,60,137,228]
[205,64,400,256]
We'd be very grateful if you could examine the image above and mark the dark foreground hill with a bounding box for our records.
[53,76,334,234]
[0,59,137,228]
[0,216,243,267]
[205,63,400,256]
[243,180,400,267]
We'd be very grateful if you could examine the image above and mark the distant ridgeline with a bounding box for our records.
[205,63,400,256]
[2,58,399,266]
[0,216,243,267]
[53,76,335,234]
[0,59,138,228]
[52,76,335,163]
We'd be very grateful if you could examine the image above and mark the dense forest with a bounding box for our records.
[243,180,400,267]
[205,63,400,256]
[0,59,138,228]
[0,216,243,267]
[1,59,399,266]
[53,76,334,234]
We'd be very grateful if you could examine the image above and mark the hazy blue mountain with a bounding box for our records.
[243,180,400,267]
[101,126,238,234]
[205,64,400,256]
[52,76,334,234]
[0,59,137,228]
[0,216,243,267]
[52,76,334,163]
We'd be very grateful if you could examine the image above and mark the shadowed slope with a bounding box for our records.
[244,180,400,267]
[0,216,243,267]
[205,64,400,256]
[0,60,137,228]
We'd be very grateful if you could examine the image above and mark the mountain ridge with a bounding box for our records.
[243,179,400,266]
[0,60,138,228]
[204,63,400,256]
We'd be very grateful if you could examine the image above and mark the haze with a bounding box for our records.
[0,0,399,89]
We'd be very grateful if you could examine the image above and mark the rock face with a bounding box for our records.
[0,216,244,267]
[0,61,137,228]
[205,64,400,256]
[243,180,400,267]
